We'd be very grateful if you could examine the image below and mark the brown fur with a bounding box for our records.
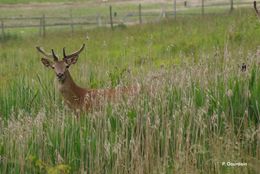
[57,70,140,112]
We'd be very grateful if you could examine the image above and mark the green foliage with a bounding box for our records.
[0,33,20,43]
[108,67,127,87]
[27,155,71,174]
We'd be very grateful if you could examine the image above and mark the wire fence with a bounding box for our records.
[0,0,255,37]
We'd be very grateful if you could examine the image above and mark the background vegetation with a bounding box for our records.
[0,6,260,174]
[0,0,90,3]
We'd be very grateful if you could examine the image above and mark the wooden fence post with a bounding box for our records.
[139,4,142,24]
[70,11,74,34]
[109,5,113,29]
[230,0,234,12]
[174,0,177,20]
[254,1,258,15]
[39,17,42,36]
[1,20,5,37]
[97,14,102,27]
[42,14,46,37]
[201,0,204,16]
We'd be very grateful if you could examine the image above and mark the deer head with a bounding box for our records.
[36,44,85,83]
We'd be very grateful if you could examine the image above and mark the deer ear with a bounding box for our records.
[64,56,78,65]
[41,58,54,68]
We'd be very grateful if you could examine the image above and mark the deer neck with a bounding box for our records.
[56,70,87,102]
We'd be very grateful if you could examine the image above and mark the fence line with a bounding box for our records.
[0,1,254,37]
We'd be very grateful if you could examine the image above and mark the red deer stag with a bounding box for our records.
[36,44,140,113]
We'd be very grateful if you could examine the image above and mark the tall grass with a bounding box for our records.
[0,8,260,173]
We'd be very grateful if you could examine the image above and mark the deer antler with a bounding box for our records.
[51,49,59,61]
[254,1,260,16]
[36,46,59,61]
[36,46,52,58]
[63,44,85,60]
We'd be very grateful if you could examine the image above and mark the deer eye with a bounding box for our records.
[66,65,70,68]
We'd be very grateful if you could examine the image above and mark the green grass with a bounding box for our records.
[0,8,260,174]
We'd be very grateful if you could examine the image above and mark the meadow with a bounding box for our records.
[0,7,260,174]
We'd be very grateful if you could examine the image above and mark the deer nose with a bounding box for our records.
[57,73,64,78]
